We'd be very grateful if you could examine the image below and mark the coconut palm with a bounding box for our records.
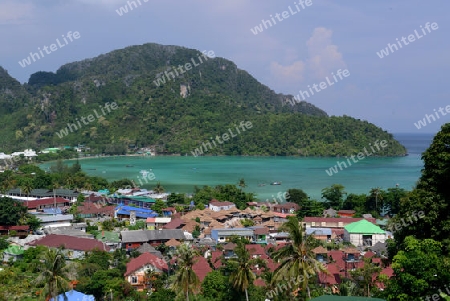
[20,178,34,207]
[35,248,71,301]
[153,182,165,193]
[238,178,247,189]
[228,240,266,301]
[0,170,16,193]
[171,244,200,301]
[271,216,328,300]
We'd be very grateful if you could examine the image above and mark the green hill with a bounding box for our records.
[0,43,406,156]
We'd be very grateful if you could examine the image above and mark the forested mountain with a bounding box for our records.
[0,43,406,156]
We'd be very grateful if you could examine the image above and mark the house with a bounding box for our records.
[0,225,29,237]
[3,245,24,262]
[251,226,269,244]
[303,217,376,229]
[26,197,71,212]
[161,207,176,217]
[124,252,168,291]
[35,214,74,229]
[323,208,337,217]
[192,256,212,281]
[272,202,300,214]
[77,202,115,218]
[49,290,95,301]
[344,219,386,247]
[162,218,185,230]
[28,234,110,259]
[338,210,356,217]
[115,205,158,220]
[211,228,254,243]
[208,200,236,212]
[306,227,332,241]
[120,229,190,249]
[146,217,171,230]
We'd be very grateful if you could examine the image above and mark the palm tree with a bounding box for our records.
[171,244,200,301]
[153,182,165,193]
[0,170,16,193]
[35,248,71,301]
[20,178,34,207]
[228,240,266,301]
[271,216,328,300]
[369,187,383,214]
[238,178,247,189]
[349,257,382,297]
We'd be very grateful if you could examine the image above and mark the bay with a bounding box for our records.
[40,133,434,201]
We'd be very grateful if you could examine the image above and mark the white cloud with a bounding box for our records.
[306,27,346,79]
[270,60,305,83]
[269,27,346,83]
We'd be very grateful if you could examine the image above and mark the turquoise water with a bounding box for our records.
[39,133,433,201]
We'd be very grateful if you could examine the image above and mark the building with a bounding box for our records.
[35,214,74,229]
[124,252,168,291]
[344,219,386,247]
[28,234,110,259]
[115,205,158,220]
[120,229,190,249]
[272,202,300,214]
[306,227,332,241]
[338,210,356,218]
[0,225,29,237]
[211,228,254,243]
[303,217,377,229]
[208,200,236,212]
[26,197,71,212]
[146,217,171,230]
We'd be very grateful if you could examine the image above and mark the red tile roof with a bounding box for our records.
[253,227,269,235]
[163,218,185,229]
[209,200,235,206]
[246,244,266,256]
[192,256,212,282]
[27,197,69,209]
[0,225,29,231]
[78,203,115,215]
[125,252,168,276]
[28,234,110,252]
[211,250,223,269]
[304,217,377,224]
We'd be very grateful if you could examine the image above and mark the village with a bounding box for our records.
[1,184,396,300]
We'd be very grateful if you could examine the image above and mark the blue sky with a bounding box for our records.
[0,0,448,133]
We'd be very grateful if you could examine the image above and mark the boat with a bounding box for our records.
[258,182,266,187]
[126,165,134,167]
[270,181,282,185]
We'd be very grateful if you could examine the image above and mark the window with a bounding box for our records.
[363,235,372,246]
[321,222,326,227]
[311,222,316,226]
[338,222,343,227]
[131,276,138,284]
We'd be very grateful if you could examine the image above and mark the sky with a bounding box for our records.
[0,0,448,134]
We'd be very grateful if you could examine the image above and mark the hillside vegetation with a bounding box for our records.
[0,43,406,156]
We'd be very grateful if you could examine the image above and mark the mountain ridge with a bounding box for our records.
[0,43,407,157]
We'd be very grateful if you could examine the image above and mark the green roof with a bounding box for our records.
[3,245,24,256]
[344,219,385,234]
[96,231,120,243]
[311,296,386,301]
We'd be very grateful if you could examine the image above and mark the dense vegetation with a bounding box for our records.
[0,44,406,156]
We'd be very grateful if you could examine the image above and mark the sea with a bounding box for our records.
[40,133,434,201]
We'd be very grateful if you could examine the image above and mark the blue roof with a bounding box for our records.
[50,290,94,301]
[116,205,158,218]
[115,205,155,213]
[306,228,332,236]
